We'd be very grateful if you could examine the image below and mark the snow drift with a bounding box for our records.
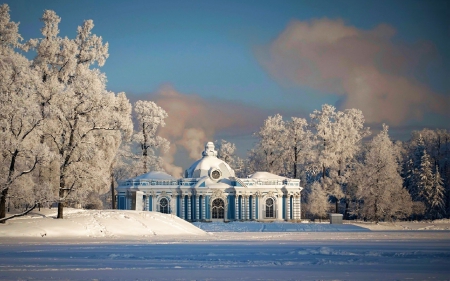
[0,209,206,238]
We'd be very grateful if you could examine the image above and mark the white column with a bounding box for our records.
[187,195,192,221]
[242,196,246,220]
[245,196,250,220]
[235,196,240,220]
[170,196,176,215]
[195,196,200,221]
[286,195,291,221]
[251,196,256,220]
[259,196,263,220]
[277,196,283,220]
[202,196,206,220]
[181,195,185,219]
[293,195,301,220]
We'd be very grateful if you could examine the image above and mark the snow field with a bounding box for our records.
[0,239,449,280]
[1,209,450,280]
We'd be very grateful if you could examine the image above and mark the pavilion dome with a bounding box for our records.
[132,171,175,180]
[184,142,235,180]
[248,172,286,180]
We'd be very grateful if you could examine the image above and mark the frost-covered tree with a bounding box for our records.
[0,4,53,222]
[31,10,133,219]
[418,151,434,202]
[252,114,287,174]
[402,129,450,218]
[285,117,313,179]
[108,141,136,209]
[429,168,445,219]
[310,104,369,213]
[215,139,236,167]
[417,152,445,219]
[307,181,329,220]
[354,125,412,222]
[429,167,445,219]
[132,100,169,175]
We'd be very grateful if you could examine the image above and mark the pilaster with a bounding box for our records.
[195,195,200,221]
[187,195,192,221]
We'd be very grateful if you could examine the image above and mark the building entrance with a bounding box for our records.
[211,198,225,219]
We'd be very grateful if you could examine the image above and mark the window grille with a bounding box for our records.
[265,198,274,218]
[159,198,169,214]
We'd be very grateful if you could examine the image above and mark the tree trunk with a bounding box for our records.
[344,199,349,219]
[142,123,148,172]
[335,199,339,214]
[293,146,298,179]
[110,173,116,209]
[0,188,8,223]
[57,176,65,219]
[57,201,64,219]
[374,195,379,223]
[1,149,19,222]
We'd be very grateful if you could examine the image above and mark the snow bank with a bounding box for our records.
[351,220,450,231]
[0,209,206,239]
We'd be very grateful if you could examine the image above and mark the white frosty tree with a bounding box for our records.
[285,117,313,179]
[132,100,169,175]
[417,152,445,219]
[215,139,236,167]
[429,168,445,219]
[307,181,329,220]
[32,10,133,219]
[354,125,412,222]
[310,104,369,213]
[252,114,287,174]
[403,129,450,217]
[0,4,53,222]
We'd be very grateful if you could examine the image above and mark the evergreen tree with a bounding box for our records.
[429,167,445,219]
[418,151,434,204]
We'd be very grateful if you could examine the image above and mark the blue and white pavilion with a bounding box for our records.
[117,142,302,222]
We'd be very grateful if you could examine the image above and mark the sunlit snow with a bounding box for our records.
[1,209,450,280]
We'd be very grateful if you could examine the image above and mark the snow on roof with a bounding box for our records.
[185,156,235,178]
[132,171,175,180]
[187,156,228,173]
[248,172,286,180]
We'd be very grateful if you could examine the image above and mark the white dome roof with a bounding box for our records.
[185,142,235,179]
[249,172,286,180]
[132,171,175,180]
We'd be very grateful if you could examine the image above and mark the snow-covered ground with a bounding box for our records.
[1,209,450,280]
[0,208,205,239]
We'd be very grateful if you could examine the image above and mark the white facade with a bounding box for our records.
[117,142,302,222]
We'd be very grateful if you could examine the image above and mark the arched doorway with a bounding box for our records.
[211,198,225,219]
[159,198,169,214]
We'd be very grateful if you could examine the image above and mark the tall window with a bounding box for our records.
[212,198,225,219]
[160,198,169,214]
[265,198,274,218]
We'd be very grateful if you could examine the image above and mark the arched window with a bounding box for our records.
[212,198,225,219]
[159,198,169,214]
[265,198,274,218]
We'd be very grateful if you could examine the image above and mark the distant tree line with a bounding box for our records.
[220,107,449,222]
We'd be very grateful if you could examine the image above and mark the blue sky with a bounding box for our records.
[4,0,449,172]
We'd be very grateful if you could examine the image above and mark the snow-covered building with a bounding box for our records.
[117,142,302,222]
